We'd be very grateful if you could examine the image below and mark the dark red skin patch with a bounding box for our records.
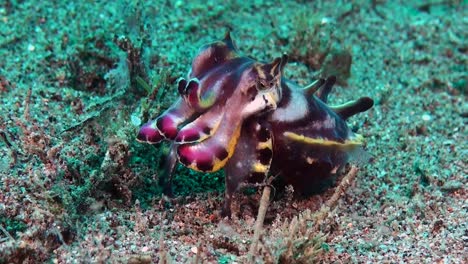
[186,79,199,94]
[177,149,191,167]
[177,144,215,172]
[184,79,201,108]
[176,144,229,172]
[214,146,229,161]
[187,87,200,108]
[177,78,187,95]
[137,121,164,143]
[175,128,201,143]
[195,161,214,172]
[156,116,178,139]
[202,126,211,135]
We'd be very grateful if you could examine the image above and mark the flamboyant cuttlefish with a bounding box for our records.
[137,32,373,217]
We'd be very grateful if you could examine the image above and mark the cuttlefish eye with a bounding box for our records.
[256,78,277,92]
[256,81,266,90]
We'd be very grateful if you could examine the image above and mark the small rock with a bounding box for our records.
[422,114,431,121]
[190,246,198,254]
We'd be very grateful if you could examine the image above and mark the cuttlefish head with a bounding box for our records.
[239,54,288,118]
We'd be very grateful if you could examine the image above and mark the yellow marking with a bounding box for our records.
[226,123,242,158]
[207,155,233,172]
[189,156,225,173]
[188,162,199,172]
[215,113,242,170]
[198,90,216,109]
[264,91,278,109]
[211,122,243,172]
[208,114,223,136]
[180,110,223,144]
[270,62,278,76]
[183,118,243,173]
[197,114,222,142]
[252,162,269,173]
[255,65,266,79]
[283,131,363,150]
[269,56,283,76]
[257,139,272,150]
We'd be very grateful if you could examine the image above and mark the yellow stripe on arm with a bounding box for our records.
[211,123,243,172]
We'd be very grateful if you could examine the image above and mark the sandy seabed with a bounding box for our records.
[0,1,466,263]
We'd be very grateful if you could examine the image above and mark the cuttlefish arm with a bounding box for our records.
[174,104,224,144]
[176,108,242,173]
[137,98,196,144]
[178,77,218,112]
